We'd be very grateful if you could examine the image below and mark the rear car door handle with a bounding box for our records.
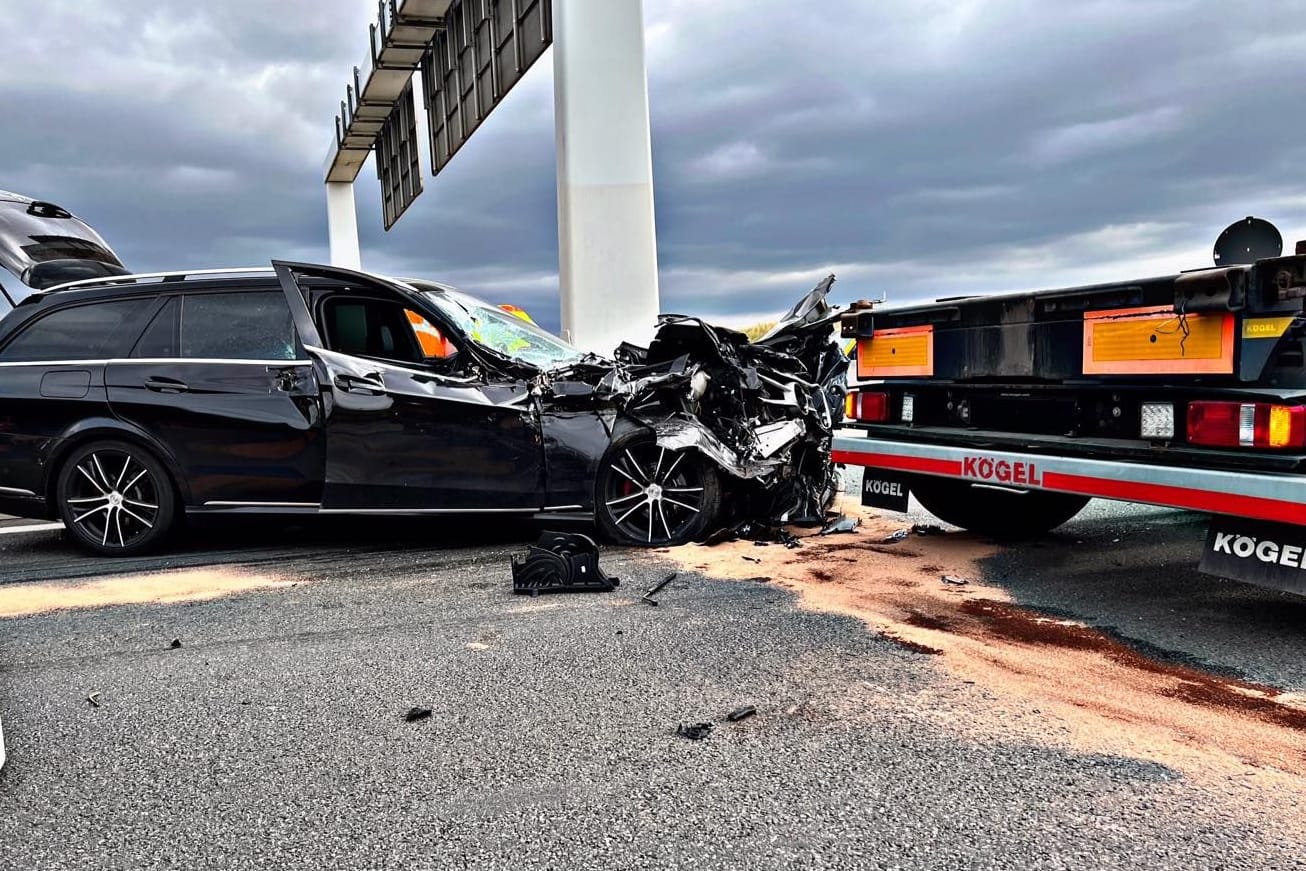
[144,376,189,394]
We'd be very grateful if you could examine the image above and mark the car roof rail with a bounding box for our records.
[35,266,277,296]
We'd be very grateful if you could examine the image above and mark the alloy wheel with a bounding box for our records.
[63,449,162,550]
[602,443,707,545]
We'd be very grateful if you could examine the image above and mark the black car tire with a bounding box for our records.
[910,476,1088,539]
[56,440,177,556]
[595,431,722,546]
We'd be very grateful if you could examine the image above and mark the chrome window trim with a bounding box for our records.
[124,358,314,366]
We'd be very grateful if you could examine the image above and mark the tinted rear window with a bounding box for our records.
[0,299,146,362]
[179,291,296,360]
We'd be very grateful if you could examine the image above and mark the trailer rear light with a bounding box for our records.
[1267,405,1303,447]
[901,394,915,423]
[1186,401,1306,449]
[1139,403,1175,439]
[852,391,890,422]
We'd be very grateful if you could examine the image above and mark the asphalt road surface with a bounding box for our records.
[0,506,1302,870]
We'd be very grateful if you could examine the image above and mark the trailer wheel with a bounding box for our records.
[909,477,1088,539]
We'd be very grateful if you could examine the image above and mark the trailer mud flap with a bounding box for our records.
[1199,517,1306,596]
[861,470,910,512]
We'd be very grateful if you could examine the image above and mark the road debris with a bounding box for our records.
[820,515,862,536]
[511,532,620,596]
[710,520,805,549]
[169,638,182,649]
[726,705,757,722]
[941,575,970,586]
[85,692,101,708]
[912,524,945,536]
[404,706,432,723]
[641,572,677,607]
[881,528,910,544]
[676,722,715,740]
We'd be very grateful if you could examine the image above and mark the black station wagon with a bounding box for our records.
[0,261,846,555]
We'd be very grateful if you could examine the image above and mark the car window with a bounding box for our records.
[0,298,146,361]
[321,297,429,364]
[177,291,297,360]
[131,297,179,358]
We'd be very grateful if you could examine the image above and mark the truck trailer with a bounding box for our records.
[836,217,1306,596]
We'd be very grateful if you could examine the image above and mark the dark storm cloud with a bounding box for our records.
[3,0,1305,333]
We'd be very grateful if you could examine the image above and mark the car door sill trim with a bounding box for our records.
[203,501,321,508]
[318,508,540,515]
[0,486,37,497]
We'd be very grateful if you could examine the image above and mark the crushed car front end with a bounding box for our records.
[536,276,850,544]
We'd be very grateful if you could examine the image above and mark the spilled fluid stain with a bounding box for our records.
[903,609,954,632]
[879,631,943,656]
[666,503,1306,786]
[961,599,1306,733]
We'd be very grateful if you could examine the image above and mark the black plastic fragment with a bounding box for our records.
[404,706,432,722]
[169,638,182,649]
[676,722,714,740]
[703,526,738,546]
[511,532,620,596]
[641,572,677,606]
[912,524,945,536]
[726,705,757,722]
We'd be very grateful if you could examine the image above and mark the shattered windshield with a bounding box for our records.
[423,290,582,368]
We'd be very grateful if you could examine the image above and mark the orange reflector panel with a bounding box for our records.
[856,326,933,378]
[1083,306,1234,375]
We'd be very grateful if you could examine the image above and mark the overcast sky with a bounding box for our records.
[4,0,1305,332]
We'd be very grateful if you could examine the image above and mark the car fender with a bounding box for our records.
[45,417,193,505]
[648,414,786,480]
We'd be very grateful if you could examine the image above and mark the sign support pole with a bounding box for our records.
[552,0,661,352]
[325,181,362,271]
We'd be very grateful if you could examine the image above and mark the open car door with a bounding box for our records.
[273,261,546,512]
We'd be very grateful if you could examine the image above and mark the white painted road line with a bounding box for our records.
[0,522,64,536]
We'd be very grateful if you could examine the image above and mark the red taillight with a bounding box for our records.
[853,391,890,422]
[1186,401,1306,449]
